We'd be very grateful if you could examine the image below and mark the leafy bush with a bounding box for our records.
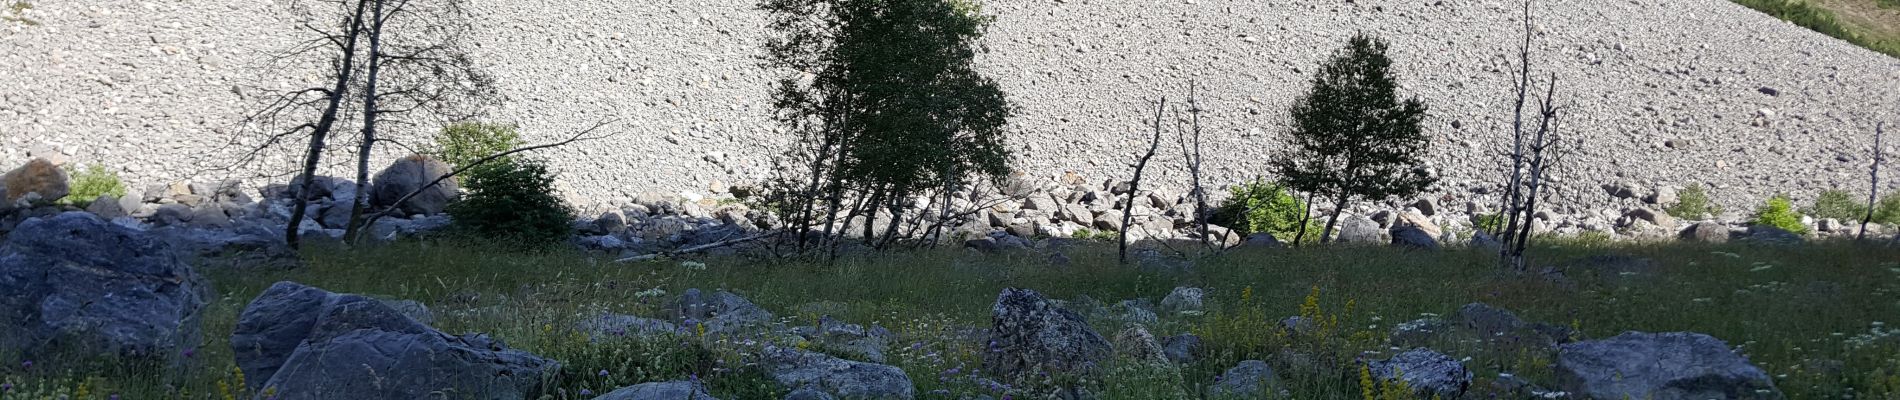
[1874,193,1900,225]
[1209,180,1317,242]
[1752,193,1808,234]
[60,163,127,206]
[1804,189,1868,221]
[430,122,521,171]
[1473,213,1502,233]
[1665,184,1721,219]
[446,158,573,249]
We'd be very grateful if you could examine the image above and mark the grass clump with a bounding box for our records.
[445,159,574,250]
[59,163,127,207]
[430,122,521,171]
[1665,184,1722,220]
[1752,193,1809,234]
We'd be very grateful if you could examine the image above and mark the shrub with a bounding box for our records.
[1665,184,1721,219]
[446,158,573,249]
[1752,193,1808,234]
[60,163,127,206]
[1473,212,1502,234]
[430,122,521,171]
[1804,189,1867,221]
[1873,193,1900,225]
[1209,180,1317,242]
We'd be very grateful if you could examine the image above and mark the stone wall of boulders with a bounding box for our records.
[2,0,1898,217]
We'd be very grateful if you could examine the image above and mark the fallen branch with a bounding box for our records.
[614,229,782,262]
[349,119,617,242]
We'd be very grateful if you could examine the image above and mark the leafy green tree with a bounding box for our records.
[1211,180,1316,242]
[446,158,573,249]
[1273,34,1436,243]
[431,122,522,171]
[761,0,1013,250]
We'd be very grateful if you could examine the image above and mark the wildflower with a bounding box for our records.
[579,389,593,396]
[2,383,11,392]
[598,369,610,377]
[18,360,28,369]
[184,348,196,359]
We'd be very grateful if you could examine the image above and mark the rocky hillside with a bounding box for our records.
[1,0,1896,214]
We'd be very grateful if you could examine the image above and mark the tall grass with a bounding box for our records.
[1733,0,1900,57]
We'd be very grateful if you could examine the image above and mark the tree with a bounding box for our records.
[760,0,1014,254]
[1863,122,1885,242]
[1493,0,1570,271]
[1273,34,1436,243]
[1120,97,1167,264]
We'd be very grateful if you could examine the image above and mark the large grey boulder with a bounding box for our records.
[1334,216,1386,244]
[1162,334,1202,364]
[1206,360,1280,397]
[1556,331,1781,400]
[592,381,719,400]
[665,289,776,335]
[982,288,1112,380]
[1368,348,1471,398]
[1157,286,1204,315]
[761,346,914,400]
[1390,225,1441,250]
[0,212,209,366]
[230,281,557,399]
[369,155,459,216]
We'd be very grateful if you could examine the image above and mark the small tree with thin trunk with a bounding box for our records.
[1274,34,1436,243]
[1866,122,1886,242]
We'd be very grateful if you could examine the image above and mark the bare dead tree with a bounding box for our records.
[1496,0,1568,271]
[1494,0,1539,244]
[1121,97,1167,264]
[341,0,497,240]
[1173,81,1212,249]
[1865,122,1885,242]
[270,0,372,250]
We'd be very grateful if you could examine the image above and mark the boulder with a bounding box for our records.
[1162,334,1202,364]
[1624,208,1677,229]
[1368,348,1472,398]
[665,289,775,335]
[1158,286,1204,315]
[1456,303,1527,338]
[1557,332,1780,399]
[1393,210,1442,238]
[792,317,894,363]
[762,346,914,399]
[1390,225,1442,250]
[982,288,1112,380]
[1,158,69,206]
[1206,360,1280,397]
[86,195,128,219]
[1111,324,1166,364]
[1242,232,1283,248]
[1092,209,1124,231]
[231,281,557,398]
[0,212,209,366]
[1334,215,1386,244]
[577,313,682,340]
[369,155,459,216]
[592,381,719,400]
[1741,225,1804,245]
[784,388,837,400]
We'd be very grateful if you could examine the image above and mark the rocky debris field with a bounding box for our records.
[2,0,1897,215]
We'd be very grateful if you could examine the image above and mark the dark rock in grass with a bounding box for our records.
[1368,348,1472,398]
[1046,251,1072,267]
[1390,225,1442,250]
[148,221,298,269]
[1556,331,1781,400]
[1158,286,1204,315]
[593,381,719,400]
[762,346,915,399]
[1111,324,1166,364]
[381,299,434,325]
[982,288,1113,380]
[791,317,894,363]
[783,387,837,400]
[1456,303,1528,338]
[1279,316,1317,337]
[1741,225,1805,245]
[1109,299,1156,324]
[1242,232,1283,248]
[1680,221,1731,243]
[0,212,209,367]
[666,288,776,335]
[231,281,557,398]
[1206,360,1281,397]
[1470,231,1503,252]
[1162,334,1203,364]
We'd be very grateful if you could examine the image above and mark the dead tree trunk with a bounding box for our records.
[1121,97,1167,264]
[1864,122,1886,242]
[286,0,372,249]
[1496,0,1539,246]
[343,0,389,241]
[1174,81,1210,249]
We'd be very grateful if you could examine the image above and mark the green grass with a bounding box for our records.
[1734,0,1900,57]
[4,239,1900,399]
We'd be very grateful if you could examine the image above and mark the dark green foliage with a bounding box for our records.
[59,163,126,206]
[1804,189,1868,220]
[1209,180,1316,241]
[1473,213,1503,233]
[1731,0,1900,57]
[445,159,573,249]
[1665,184,1722,219]
[1873,193,1900,225]
[1273,34,1436,240]
[431,122,521,171]
[1752,193,1808,234]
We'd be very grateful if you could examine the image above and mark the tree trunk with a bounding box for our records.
[1292,191,1315,246]
[1318,190,1349,244]
[285,0,371,249]
[1861,122,1884,242]
[344,0,388,242]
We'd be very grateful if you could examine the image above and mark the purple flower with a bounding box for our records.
[2,383,12,392]
[598,369,610,377]
[183,348,196,359]
[579,389,593,396]
[18,360,29,369]
[111,394,121,400]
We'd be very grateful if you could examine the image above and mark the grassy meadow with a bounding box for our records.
[2,238,1899,399]
[1736,0,1900,57]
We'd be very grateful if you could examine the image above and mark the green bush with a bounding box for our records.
[1209,180,1317,242]
[1752,193,1808,234]
[446,158,573,249]
[1872,193,1900,225]
[430,122,521,171]
[1665,184,1721,220]
[60,163,127,206]
[1473,213,1502,234]
[1730,0,1900,57]
[1804,189,1868,221]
